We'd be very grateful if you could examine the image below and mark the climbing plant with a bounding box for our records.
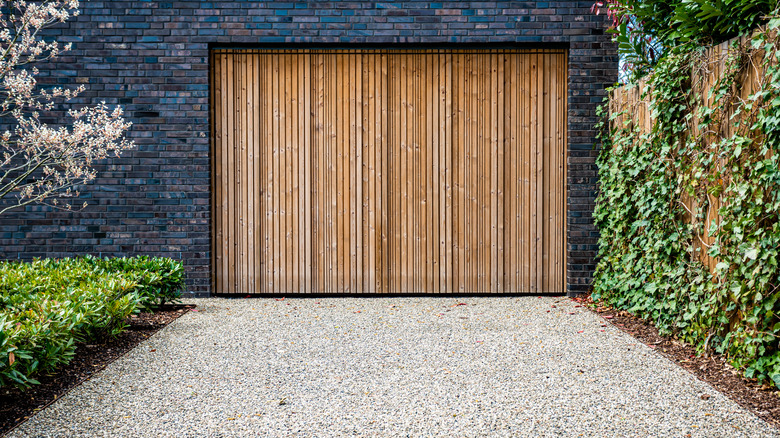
[594,13,780,386]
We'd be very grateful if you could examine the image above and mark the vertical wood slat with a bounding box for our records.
[348,51,357,293]
[380,53,390,294]
[491,53,500,293]
[244,54,253,293]
[456,52,465,292]
[399,53,408,292]
[283,52,292,293]
[264,52,273,292]
[272,54,281,292]
[304,52,312,293]
[337,52,345,292]
[465,52,474,292]
[212,49,567,294]
[443,51,453,293]
[246,55,255,292]
[226,54,235,292]
[291,52,299,292]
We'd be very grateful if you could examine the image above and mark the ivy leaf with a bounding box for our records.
[745,248,759,261]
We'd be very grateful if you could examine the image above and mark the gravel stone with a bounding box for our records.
[8,297,778,437]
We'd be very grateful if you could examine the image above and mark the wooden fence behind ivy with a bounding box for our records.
[609,34,765,272]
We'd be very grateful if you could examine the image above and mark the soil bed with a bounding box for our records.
[0,304,193,436]
[574,295,780,429]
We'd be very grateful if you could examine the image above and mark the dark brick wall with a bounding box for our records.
[0,2,617,296]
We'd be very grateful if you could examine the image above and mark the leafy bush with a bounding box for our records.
[599,0,777,78]
[0,256,185,388]
[78,255,185,309]
[595,16,780,386]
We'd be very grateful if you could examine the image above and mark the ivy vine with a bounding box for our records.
[594,14,780,386]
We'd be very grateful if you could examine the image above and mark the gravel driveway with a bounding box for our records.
[7,297,778,437]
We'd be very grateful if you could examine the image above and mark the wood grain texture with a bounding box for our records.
[212,49,567,293]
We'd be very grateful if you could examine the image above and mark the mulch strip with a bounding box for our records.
[572,295,780,428]
[0,304,194,436]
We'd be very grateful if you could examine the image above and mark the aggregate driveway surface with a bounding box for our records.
[8,297,778,437]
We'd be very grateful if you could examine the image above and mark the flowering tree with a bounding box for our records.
[0,0,133,215]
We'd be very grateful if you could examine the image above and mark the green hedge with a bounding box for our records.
[0,256,184,389]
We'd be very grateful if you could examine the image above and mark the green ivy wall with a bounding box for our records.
[595,21,780,386]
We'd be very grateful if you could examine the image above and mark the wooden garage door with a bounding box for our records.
[211,49,566,294]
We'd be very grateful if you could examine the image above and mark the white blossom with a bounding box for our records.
[0,1,134,214]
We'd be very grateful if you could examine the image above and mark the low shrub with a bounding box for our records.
[78,255,185,309]
[0,256,185,389]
